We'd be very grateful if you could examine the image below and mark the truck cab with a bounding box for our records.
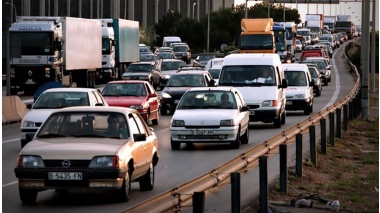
[239,18,275,54]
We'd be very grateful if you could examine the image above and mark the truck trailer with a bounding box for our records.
[239,18,275,53]
[335,15,355,39]
[98,19,140,83]
[8,16,102,95]
[324,16,337,33]
[305,14,324,36]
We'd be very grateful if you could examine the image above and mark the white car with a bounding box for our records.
[295,40,303,52]
[283,64,314,115]
[20,88,108,148]
[170,87,250,150]
[14,106,160,204]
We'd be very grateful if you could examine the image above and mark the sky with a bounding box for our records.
[234,0,379,30]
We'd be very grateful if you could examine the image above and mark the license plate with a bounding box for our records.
[25,79,35,84]
[287,101,293,105]
[249,111,255,115]
[174,100,179,104]
[193,130,213,135]
[48,172,82,180]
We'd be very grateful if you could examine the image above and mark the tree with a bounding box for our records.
[154,10,183,46]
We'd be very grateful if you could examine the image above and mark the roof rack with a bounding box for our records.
[177,65,205,72]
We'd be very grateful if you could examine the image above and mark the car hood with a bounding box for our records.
[286,86,308,96]
[161,70,177,76]
[173,109,239,125]
[235,87,280,104]
[162,87,192,96]
[104,96,146,107]
[23,109,57,123]
[123,72,150,76]
[21,138,126,159]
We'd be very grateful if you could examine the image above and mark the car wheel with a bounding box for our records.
[328,76,331,82]
[139,162,154,191]
[160,108,167,115]
[281,111,286,125]
[171,139,181,150]
[316,88,321,97]
[19,188,38,204]
[304,104,311,115]
[230,130,241,149]
[273,116,281,128]
[114,170,131,203]
[324,80,328,86]
[310,103,314,113]
[145,112,150,125]
[241,128,249,144]
[152,111,159,125]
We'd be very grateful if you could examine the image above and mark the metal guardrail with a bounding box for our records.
[122,42,361,213]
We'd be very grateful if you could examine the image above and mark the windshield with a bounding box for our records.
[10,32,54,56]
[219,65,276,86]
[335,22,351,27]
[297,30,310,36]
[139,47,151,54]
[239,34,274,50]
[102,38,111,54]
[173,46,188,52]
[305,61,327,70]
[161,61,186,71]
[177,91,237,109]
[319,37,332,42]
[308,67,319,78]
[36,112,129,139]
[140,54,157,62]
[285,71,307,86]
[167,75,205,87]
[199,55,215,61]
[127,64,152,72]
[102,83,146,97]
[209,68,221,79]
[33,92,90,109]
[157,52,173,59]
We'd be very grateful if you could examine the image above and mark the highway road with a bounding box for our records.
[2,40,357,213]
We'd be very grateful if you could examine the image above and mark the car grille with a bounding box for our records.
[186,135,221,139]
[247,105,260,109]
[185,125,220,129]
[44,160,91,168]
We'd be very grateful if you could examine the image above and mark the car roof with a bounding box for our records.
[305,57,326,60]
[131,61,153,65]
[161,59,184,62]
[43,88,98,93]
[209,65,222,69]
[50,106,136,114]
[223,53,281,66]
[188,87,234,92]
[106,80,147,84]
[283,63,308,71]
[174,70,208,75]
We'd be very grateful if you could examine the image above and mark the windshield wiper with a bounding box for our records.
[38,134,66,138]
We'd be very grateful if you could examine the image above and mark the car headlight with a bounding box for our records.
[294,94,305,98]
[17,155,45,167]
[164,75,171,79]
[261,100,278,107]
[22,121,36,127]
[172,120,185,127]
[89,156,119,168]
[161,92,172,99]
[220,119,234,126]
[130,105,143,110]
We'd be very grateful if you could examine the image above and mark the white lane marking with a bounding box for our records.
[323,45,341,110]
[3,181,18,187]
[3,138,20,144]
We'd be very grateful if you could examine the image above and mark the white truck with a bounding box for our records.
[305,14,324,36]
[8,16,102,95]
[324,16,336,33]
[98,19,140,83]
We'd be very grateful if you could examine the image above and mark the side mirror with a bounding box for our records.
[281,79,288,88]
[133,133,146,142]
[26,104,33,109]
[240,106,249,112]
[209,79,215,86]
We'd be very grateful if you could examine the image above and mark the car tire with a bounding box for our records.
[324,80,328,86]
[328,76,331,82]
[241,128,249,144]
[280,111,286,125]
[304,104,311,115]
[310,103,314,113]
[139,162,154,191]
[19,188,38,204]
[171,139,181,150]
[230,130,241,149]
[145,112,150,125]
[316,88,321,97]
[160,108,167,115]
[273,117,281,128]
[114,171,131,203]
[152,111,159,125]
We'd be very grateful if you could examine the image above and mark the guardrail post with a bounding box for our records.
[193,192,205,213]
[259,156,268,213]
[296,134,303,177]
[349,101,354,120]
[309,125,317,166]
[336,108,342,139]
[343,104,348,131]
[320,118,327,155]
[231,173,240,213]
[279,144,287,193]
[329,112,335,147]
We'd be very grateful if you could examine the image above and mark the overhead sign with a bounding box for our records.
[268,0,339,3]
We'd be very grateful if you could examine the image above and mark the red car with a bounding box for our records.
[102,80,160,125]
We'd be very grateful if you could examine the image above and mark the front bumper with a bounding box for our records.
[15,167,127,190]
[248,109,281,123]
[160,98,180,112]
[285,99,311,111]
[171,126,238,143]
[21,128,38,143]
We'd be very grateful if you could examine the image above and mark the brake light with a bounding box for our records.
[113,156,120,168]
[273,100,278,106]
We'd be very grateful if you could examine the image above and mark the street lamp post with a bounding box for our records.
[207,0,210,52]
[6,2,17,23]
[192,3,196,19]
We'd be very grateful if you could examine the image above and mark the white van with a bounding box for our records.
[162,36,181,47]
[218,54,288,128]
[283,63,314,115]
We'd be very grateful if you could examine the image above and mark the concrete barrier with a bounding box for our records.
[2,96,29,124]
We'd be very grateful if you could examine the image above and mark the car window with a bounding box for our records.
[161,61,186,71]
[285,71,307,86]
[173,46,188,52]
[209,68,221,79]
[102,83,146,97]
[33,92,89,109]
[127,64,152,72]
[177,91,236,109]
